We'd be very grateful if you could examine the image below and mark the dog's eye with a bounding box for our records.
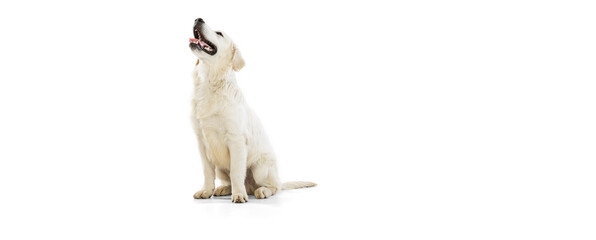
[216,31,223,37]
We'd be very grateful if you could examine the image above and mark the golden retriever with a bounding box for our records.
[188,18,315,203]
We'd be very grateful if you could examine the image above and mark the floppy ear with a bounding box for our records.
[232,44,245,72]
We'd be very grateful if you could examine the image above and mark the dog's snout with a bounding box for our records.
[195,18,204,24]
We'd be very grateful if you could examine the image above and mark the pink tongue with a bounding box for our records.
[189,38,210,49]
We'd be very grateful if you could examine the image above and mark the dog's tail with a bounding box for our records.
[282,181,317,190]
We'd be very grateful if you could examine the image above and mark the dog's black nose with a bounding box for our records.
[195,18,204,24]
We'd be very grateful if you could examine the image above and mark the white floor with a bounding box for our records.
[7,176,593,239]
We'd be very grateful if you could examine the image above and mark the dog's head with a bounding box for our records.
[189,18,245,72]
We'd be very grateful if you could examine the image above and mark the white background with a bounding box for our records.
[1,0,595,239]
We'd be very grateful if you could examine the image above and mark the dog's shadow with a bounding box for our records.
[193,195,283,206]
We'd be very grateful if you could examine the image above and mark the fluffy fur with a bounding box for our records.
[189,19,315,203]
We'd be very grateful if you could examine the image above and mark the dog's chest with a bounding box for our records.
[200,122,230,168]
[192,87,233,168]
[193,86,224,118]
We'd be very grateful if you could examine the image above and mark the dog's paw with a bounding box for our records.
[214,185,231,196]
[254,187,272,199]
[231,192,248,203]
[193,189,213,199]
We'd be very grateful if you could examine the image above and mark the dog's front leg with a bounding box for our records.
[228,139,248,203]
[193,139,215,199]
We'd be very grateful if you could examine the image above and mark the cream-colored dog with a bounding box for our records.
[188,18,315,203]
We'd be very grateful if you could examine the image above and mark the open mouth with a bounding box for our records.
[190,25,217,55]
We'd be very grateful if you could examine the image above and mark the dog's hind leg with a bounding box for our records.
[214,168,231,196]
[251,160,281,199]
